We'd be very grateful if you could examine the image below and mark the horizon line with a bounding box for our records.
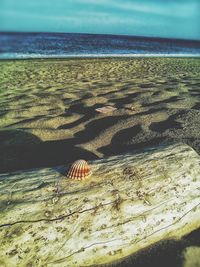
[1,30,200,43]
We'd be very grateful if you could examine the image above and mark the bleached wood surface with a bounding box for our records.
[0,143,200,267]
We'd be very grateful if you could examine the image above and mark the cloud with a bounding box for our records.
[0,0,199,39]
[0,8,142,28]
[72,0,198,18]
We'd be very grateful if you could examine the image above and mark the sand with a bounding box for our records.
[0,57,200,266]
[0,58,200,174]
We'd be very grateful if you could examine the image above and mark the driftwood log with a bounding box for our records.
[0,143,200,267]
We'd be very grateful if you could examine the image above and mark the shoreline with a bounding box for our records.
[0,54,200,61]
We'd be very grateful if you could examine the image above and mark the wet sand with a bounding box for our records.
[0,57,200,266]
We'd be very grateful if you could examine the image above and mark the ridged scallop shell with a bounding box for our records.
[67,159,91,180]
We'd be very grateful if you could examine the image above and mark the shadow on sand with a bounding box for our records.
[0,129,98,174]
[105,228,200,267]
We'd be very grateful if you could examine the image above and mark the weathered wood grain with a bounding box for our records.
[0,143,200,267]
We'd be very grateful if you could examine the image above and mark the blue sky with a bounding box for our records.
[0,0,199,40]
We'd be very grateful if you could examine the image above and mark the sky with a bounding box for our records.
[0,0,199,40]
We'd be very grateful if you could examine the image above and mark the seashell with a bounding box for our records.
[67,160,91,180]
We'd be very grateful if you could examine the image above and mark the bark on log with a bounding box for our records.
[0,143,200,267]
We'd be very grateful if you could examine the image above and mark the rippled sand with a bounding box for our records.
[0,57,200,174]
[0,57,200,267]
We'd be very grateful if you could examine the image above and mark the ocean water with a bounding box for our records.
[0,32,200,59]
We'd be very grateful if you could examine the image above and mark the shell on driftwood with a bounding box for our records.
[0,143,200,267]
[67,159,91,180]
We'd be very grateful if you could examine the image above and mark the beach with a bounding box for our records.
[0,57,200,266]
[0,57,200,173]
